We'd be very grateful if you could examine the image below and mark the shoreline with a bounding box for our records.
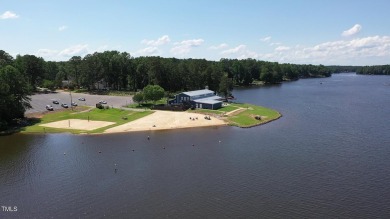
[20,110,228,135]
[100,123,228,135]
[16,103,281,135]
[234,113,282,128]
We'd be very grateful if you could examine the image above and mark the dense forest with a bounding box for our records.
[327,65,390,75]
[0,49,334,131]
[356,65,390,75]
[326,66,360,73]
[1,50,332,92]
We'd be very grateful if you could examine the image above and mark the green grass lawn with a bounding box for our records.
[217,105,239,112]
[226,103,281,127]
[189,102,281,128]
[22,107,153,134]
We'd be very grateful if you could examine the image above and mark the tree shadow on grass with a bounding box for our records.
[127,103,154,109]
[0,117,42,136]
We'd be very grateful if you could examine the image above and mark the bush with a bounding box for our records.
[0,120,8,131]
[143,85,164,103]
[42,80,55,91]
[133,92,144,106]
[96,103,104,109]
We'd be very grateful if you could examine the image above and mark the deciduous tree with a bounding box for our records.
[132,93,144,106]
[219,74,233,98]
[0,65,31,130]
[143,85,164,103]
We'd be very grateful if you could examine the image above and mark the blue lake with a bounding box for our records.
[1,73,389,218]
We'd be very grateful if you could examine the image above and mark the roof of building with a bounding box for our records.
[193,95,222,105]
[182,89,214,97]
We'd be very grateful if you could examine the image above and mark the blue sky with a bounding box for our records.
[1,0,390,65]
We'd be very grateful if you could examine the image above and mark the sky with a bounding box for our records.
[1,0,390,65]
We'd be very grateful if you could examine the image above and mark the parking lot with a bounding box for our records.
[26,91,134,114]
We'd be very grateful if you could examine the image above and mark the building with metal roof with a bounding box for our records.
[169,89,223,110]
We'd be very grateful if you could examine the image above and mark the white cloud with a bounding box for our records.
[209,43,228,50]
[0,11,19,19]
[141,35,171,46]
[170,39,204,55]
[32,34,390,65]
[275,46,291,51]
[221,45,247,55]
[221,45,258,59]
[342,24,362,37]
[135,47,160,56]
[214,35,390,65]
[260,36,272,42]
[303,36,390,59]
[58,25,68,31]
[58,44,89,57]
[37,49,59,57]
[36,44,127,61]
[255,35,390,65]
[270,42,282,46]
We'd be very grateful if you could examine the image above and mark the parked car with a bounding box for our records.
[61,103,68,108]
[99,100,107,104]
[78,97,86,101]
[71,102,78,106]
[52,100,59,104]
[46,105,54,111]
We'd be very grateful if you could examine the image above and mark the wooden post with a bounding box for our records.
[69,90,73,111]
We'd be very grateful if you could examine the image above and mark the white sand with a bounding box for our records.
[40,119,115,131]
[104,111,226,133]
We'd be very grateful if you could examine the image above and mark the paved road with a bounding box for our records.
[27,91,133,114]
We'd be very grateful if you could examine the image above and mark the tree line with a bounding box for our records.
[326,66,360,73]
[356,65,390,75]
[326,65,390,75]
[2,50,332,92]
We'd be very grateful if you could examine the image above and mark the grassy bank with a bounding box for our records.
[22,107,153,134]
[226,103,281,127]
[193,103,281,128]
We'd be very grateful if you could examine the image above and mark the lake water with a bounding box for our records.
[1,73,390,218]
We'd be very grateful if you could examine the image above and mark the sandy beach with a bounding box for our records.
[40,119,115,131]
[104,111,227,133]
